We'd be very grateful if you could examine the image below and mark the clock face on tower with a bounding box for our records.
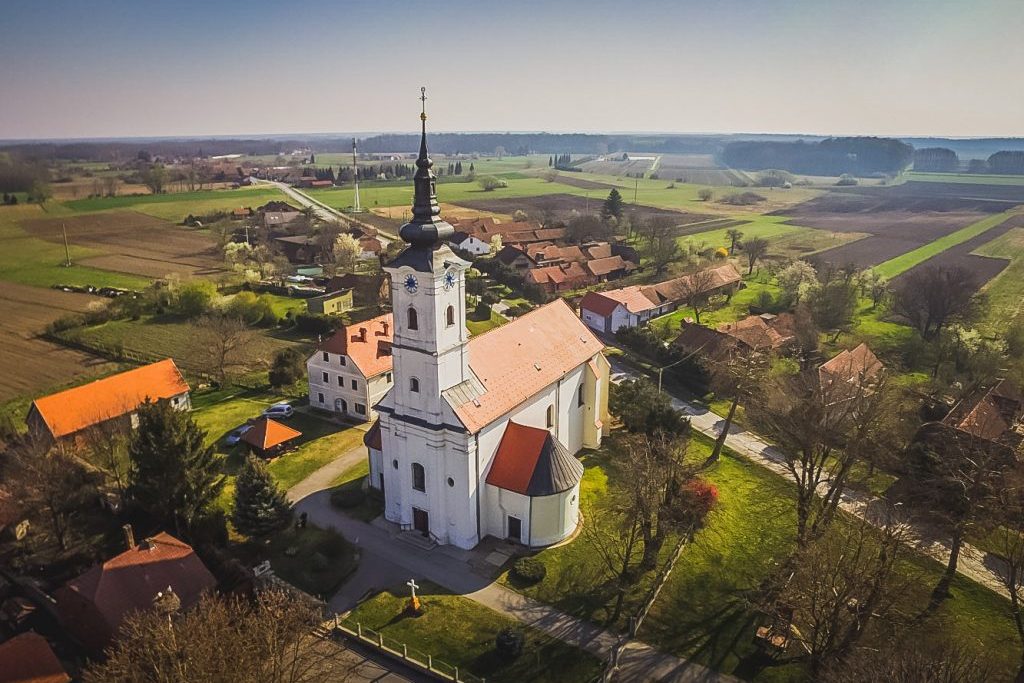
[443,270,456,291]
[404,274,418,294]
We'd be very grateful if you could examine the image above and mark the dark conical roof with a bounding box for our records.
[486,422,584,497]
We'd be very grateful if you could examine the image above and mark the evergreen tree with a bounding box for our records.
[469,162,475,173]
[549,155,554,167]
[127,399,224,535]
[455,161,462,175]
[602,188,624,220]
[309,153,316,163]
[232,456,292,538]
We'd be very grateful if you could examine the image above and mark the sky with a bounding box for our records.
[1,0,1023,140]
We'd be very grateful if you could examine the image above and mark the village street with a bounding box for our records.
[287,449,735,683]
[607,357,1011,599]
[253,178,397,244]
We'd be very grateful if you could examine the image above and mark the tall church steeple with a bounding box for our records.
[399,87,454,247]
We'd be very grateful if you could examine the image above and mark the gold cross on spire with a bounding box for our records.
[420,86,427,122]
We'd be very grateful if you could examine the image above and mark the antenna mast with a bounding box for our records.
[351,137,362,213]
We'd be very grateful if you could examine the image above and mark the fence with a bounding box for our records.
[331,613,486,683]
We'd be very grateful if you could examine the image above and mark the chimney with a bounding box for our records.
[359,327,367,342]
[122,523,136,550]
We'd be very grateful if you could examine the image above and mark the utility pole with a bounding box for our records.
[633,177,639,204]
[351,137,363,213]
[61,223,71,267]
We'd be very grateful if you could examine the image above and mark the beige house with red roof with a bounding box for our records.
[306,313,394,422]
[365,116,610,550]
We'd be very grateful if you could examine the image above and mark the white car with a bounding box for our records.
[225,424,253,446]
[262,403,295,419]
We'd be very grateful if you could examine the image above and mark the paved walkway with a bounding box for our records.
[608,358,1011,599]
[287,465,733,682]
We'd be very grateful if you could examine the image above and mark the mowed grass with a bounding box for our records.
[0,204,151,290]
[346,581,602,683]
[678,215,865,260]
[63,187,291,222]
[973,227,1024,330]
[502,432,1023,680]
[651,271,781,330]
[873,210,1017,278]
[466,307,507,336]
[309,176,580,211]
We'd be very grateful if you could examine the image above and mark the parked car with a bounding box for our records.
[262,403,295,419]
[225,424,253,446]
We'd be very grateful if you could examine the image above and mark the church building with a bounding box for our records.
[365,95,610,550]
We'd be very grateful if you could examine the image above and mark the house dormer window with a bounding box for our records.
[446,305,455,327]
[408,307,418,331]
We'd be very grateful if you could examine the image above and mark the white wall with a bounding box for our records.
[307,353,392,422]
[529,483,581,547]
[580,308,608,333]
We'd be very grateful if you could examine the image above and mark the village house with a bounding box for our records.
[0,632,71,683]
[447,230,492,256]
[326,272,390,307]
[365,116,610,550]
[307,313,394,422]
[527,262,595,294]
[307,288,354,315]
[54,529,216,652]
[817,342,884,407]
[913,378,1024,458]
[273,234,319,264]
[26,359,190,442]
[359,235,384,259]
[674,313,796,359]
[495,245,534,271]
[579,262,742,334]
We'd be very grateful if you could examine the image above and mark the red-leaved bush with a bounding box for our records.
[680,479,719,529]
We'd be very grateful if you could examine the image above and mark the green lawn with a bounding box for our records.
[678,215,866,263]
[0,204,152,290]
[499,431,1022,680]
[309,176,580,211]
[345,581,602,683]
[326,459,383,522]
[651,272,781,330]
[63,187,291,222]
[972,227,1024,331]
[466,307,507,336]
[873,211,1017,279]
[258,524,358,598]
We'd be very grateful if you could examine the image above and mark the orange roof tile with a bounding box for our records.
[30,359,189,439]
[319,313,394,377]
[448,300,604,433]
[642,263,741,304]
[717,316,786,350]
[819,343,884,387]
[242,417,302,450]
[585,255,636,277]
[485,422,583,496]
[0,632,70,683]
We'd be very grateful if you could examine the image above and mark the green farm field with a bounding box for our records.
[679,215,868,261]
[64,186,291,222]
[904,171,1024,186]
[974,227,1024,330]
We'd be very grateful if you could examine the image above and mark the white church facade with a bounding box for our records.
[364,100,610,550]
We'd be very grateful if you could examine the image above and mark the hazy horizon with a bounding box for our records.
[3,0,1023,139]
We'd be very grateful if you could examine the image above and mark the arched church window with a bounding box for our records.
[546,404,555,428]
[407,307,418,331]
[412,462,426,492]
[410,377,420,393]
[446,305,455,327]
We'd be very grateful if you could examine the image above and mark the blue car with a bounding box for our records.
[225,424,253,446]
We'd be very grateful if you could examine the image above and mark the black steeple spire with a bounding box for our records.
[399,87,453,247]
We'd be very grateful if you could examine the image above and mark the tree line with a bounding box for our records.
[721,137,914,175]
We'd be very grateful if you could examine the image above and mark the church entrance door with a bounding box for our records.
[413,507,429,536]
[507,516,522,542]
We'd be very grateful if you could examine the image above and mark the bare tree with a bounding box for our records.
[581,493,646,625]
[725,227,743,255]
[776,511,909,678]
[821,636,992,683]
[85,588,359,683]
[195,313,257,384]
[748,371,896,549]
[333,233,362,274]
[741,236,769,275]
[990,482,1024,679]
[892,266,983,340]
[678,266,717,325]
[705,347,770,464]
[639,216,682,274]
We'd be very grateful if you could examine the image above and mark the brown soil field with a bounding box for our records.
[22,211,225,278]
[551,175,619,191]
[0,282,115,402]
[782,190,1003,269]
[454,193,715,227]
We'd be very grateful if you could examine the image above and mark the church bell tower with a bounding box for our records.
[384,88,472,423]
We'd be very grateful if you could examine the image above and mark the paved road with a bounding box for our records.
[607,357,1011,599]
[288,457,734,682]
[255,178,396,245]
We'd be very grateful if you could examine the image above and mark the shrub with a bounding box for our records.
[495,626,525,660]
[294,312,342,335]
[269,348,305,388]
[330,486,365,509]
[174,279,218,318]
[719,191,766,206]
[511,557,546,584]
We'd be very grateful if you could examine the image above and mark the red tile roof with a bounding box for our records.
[56,532,215,649]
[585,255,636,277]
[819,343,884,387]
[448,300,604,433]
[0,632,70,683]
[580,286,657,318]
[319,313,394,378]
[485,422,583,496]
[242,417,302,450]
[641,263,741,305]
[717,316,787,351]
[30,359,189,439]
